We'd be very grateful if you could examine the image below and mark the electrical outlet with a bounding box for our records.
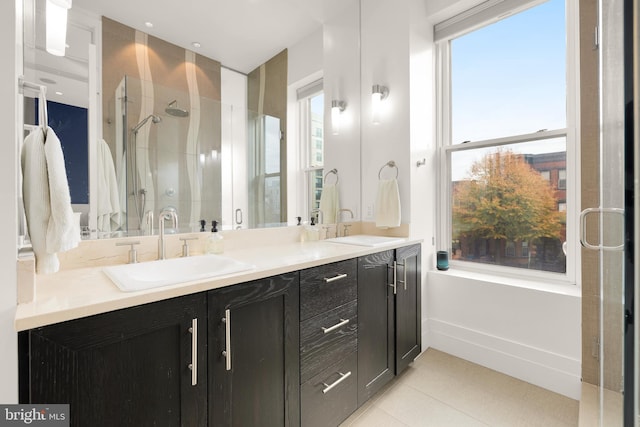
[366,204,374,219]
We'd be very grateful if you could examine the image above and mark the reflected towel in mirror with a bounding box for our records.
[319,183,340,224]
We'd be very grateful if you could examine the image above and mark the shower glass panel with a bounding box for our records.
[105,75,229,234]
[591,0,626,424]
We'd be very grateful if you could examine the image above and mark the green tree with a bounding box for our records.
[453,150,563,261]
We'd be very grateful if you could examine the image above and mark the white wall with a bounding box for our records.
[0,0,19,403]
[322,0,361,220]
[288,28,323,86]
[221,68,248,229]
[360,1,412,224]
[427,272,582,399]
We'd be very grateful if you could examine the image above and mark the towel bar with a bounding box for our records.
[324,168,339,185]
[378,161,398,179]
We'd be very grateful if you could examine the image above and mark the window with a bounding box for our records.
[558,169,566,189]
[297,79,324,217]
[437,0,574,277]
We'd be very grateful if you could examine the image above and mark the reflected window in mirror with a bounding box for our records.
[298,81,324,222]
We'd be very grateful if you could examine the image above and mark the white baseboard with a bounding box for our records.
[428,318,581,400]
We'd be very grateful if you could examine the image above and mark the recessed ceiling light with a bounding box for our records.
[192,42,201,48]
[55,91,63,96]
[145,21,153,28]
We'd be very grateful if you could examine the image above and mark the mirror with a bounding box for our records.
[22,0,360,239]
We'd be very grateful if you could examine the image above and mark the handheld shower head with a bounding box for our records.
[165,100,189,117]
[132,114,162,133]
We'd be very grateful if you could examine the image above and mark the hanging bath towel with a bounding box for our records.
[375,179,401,229]
[21,91,80,273]
[319,183,340,224]
[96,138,121,232]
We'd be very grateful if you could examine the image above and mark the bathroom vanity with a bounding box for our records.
[17,238,421,427]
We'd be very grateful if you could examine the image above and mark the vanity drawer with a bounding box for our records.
[301,352,358,427]
[300,258,357,321]
[300,300,357,382]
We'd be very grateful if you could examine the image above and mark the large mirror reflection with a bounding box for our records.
[22,0,359,239]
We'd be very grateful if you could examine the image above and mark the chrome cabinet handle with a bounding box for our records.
[397,259,407,291]
[322,371,352,394]
[221,309,231,371]
[324,273,347,283]
[388,261,397,294]
[188,318,198,386]
[321,318,349,334]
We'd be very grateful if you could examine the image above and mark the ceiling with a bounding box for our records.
[73,0,348,74]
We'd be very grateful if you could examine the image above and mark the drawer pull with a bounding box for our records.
[321,318,349,334]
[322,371,352,394]
[324,273,348,283]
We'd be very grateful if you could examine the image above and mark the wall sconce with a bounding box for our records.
[331,100,346,135]
[46,0,72,57]
[371,84,389,125]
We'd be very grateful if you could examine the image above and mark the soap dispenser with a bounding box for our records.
[206,220,224,254]
[304,217,320,242]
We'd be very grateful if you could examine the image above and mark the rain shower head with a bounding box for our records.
[132,114,162,133]
[165,100,189,117]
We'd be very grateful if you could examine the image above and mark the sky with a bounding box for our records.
[450,0,566,180]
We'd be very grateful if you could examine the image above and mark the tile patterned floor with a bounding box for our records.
[340,349,579,427]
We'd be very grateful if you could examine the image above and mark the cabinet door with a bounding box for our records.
[395,244,422,374]
[209,273,300,427]
[357,250,395,406]
[20,294,208,427]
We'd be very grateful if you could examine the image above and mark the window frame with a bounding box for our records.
[435,0,580,284]
[297,80,324,220]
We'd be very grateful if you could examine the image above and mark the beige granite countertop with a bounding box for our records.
[15,236,421,331]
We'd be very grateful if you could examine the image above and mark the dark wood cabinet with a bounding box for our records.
[357,244,421,406]
[357,249,396,406]
[208,273,300,427]
[395,244,422,374]
[19,243,420,427]
[19,293,208,427]
[299,259,358,427]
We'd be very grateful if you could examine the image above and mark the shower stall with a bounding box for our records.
[106,75,226,233]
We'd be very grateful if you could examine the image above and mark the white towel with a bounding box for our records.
[22,126,80,273]
[96,139,121,232]
[319,183,340,224]
[375,179,401,229]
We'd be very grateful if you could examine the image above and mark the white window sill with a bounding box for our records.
[428,267,581,298]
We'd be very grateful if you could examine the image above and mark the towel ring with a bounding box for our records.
[324,168,339,185]
[378,161,398,180]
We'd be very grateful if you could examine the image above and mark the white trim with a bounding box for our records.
[434,0,548,42]
[444,128,567,153]
[428,318,582,399]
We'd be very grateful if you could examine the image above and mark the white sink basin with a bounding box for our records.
[103,254,255,292]
[325,235,406,247]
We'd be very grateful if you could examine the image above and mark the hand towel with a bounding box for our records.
[96,139,121,232]
[21,126,80,274]
[375,179,401,229]
[319,183,340,224]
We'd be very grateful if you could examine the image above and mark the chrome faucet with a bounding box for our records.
[336,208,354,237]
[158,208,178,260]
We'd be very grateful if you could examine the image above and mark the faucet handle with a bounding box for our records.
[116,241,141,264]
[179,237,198,257]
[342,224,352,237]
